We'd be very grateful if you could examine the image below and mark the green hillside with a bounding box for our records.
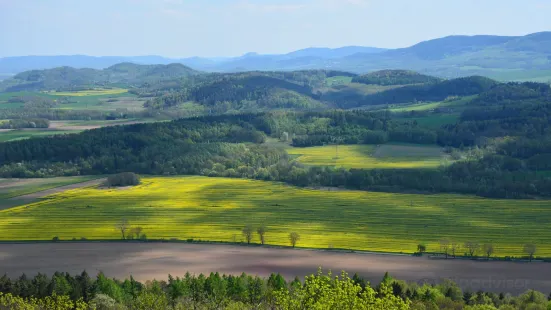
[0,63,199,92]
[352,70,442,86]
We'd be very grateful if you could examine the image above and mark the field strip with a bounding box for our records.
[0,242,548,294]
[2,176,550,257]
[1,178,105,210]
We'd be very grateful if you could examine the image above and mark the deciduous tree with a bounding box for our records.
[242,225,253,244]
[289,232,300,248]
[257,225,266,245]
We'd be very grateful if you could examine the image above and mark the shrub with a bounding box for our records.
[106,172,141,187]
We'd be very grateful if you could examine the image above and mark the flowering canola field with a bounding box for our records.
[1,176,550,256]
[287,144,447,169]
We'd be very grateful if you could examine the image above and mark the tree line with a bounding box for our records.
[1,269,550,309]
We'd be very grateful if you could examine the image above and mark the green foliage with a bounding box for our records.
[0,118,49,129]
[274,269,409,310]
[0,63,198,92]
[350,76,497,108]
[106,172,141,187]
[352,70,441,86]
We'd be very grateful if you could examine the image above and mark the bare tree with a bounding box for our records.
[257,225,266,245]
[242,225,254,244]
[440,239,450,258]
[483,243,494,260]
[451,241,460,258]
[464,241,479,257]
[524,244,537,262]
[115,219,129,240]
[289,232,300,248]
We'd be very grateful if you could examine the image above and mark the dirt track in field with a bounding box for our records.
[0,243,548,294]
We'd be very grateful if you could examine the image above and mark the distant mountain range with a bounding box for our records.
[1,32,551,81]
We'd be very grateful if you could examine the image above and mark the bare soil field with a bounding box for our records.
[0,243,548,294]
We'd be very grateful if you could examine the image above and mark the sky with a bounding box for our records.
[0,0,550,58]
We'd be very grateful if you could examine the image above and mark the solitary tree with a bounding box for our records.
[257,225,267,245]
[115,219,129,240]
[440,239,450,258]
[289,232,300,248]
[417,244,426,255]
[242,225,254,244]
[451,241,460,258]
[524,244,537,262]
[132,226,144,239]
[483,243,494,260]
[464,241,479,257]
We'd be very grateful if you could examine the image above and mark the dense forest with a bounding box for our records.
[352,70,442,86]
[1,80,550,199]
[141,71,499,112]
[0,63,198,92]
[0,269,549,309]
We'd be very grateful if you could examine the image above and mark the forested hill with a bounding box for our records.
[1,79,551,199]
[0,63,199,92]
[352,70,442,86]
[140,70,500,111]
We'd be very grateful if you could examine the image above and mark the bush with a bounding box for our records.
[106,172,141,187]
[52,236,60,242]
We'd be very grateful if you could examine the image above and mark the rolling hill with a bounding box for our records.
[0,63,199,92]
[1,32,550,81]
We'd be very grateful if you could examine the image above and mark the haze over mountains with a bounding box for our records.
[1,32,551,81]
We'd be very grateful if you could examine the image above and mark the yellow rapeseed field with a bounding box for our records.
[1,176,550,257]
[287,144,448,169]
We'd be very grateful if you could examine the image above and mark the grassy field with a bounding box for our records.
[0,90,145,111]
[324,76,353,86]
[287,144,448,169]
[45,88,128,96]
[1,176,550,257]
[388,96,475,113]
[0,91,53,109]
[0,176,99,200]
[0,129,80,142]
[0,119,159,143]
[394,114,460,129]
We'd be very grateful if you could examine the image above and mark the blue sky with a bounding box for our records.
[0,0,549,58]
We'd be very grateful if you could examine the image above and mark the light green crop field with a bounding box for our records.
[324,76,353,86]
[45,88,128,97]
[0,176,98,200]
[287,144,448,169]
[0,90,145,111]
[0,91,54,109]
[394,114,460,129]
[1,176,550,257]
[0,129,80,142]
[389,96,475,113]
